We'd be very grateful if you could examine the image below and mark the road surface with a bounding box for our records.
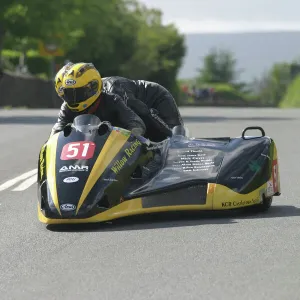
[0,107,299,300]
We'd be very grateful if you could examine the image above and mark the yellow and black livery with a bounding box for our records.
[37,118,281,225]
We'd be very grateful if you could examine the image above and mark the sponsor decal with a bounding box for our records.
[61,141,96,160]
[175,149,203,154]
[123,91,129,105]
[103,178,118,182]
[60,203,76,211]
[248,160,262,172]
[150,111,171,130]
[221,198,259,207]
[136,135,150,145]
[63,177,79,183]
[59,165,88,172]
[258,188,264,203]
[188,143,201,147]
[188,142,216,148]
[111,156,127,174]
[266,180,274,196]
[39,145,46,178]
[147,144,164,150]
[111,139,141,174]
[113,127,131,137]
[207,183,216,194]
[124,139,141,157]
[272,159,278,193]
[65,79,76,86]
[230,176,243,180]
[162,176,180,182]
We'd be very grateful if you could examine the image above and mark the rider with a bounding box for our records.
[102,76,184,141]
[52,62,184,142]
[51,62,184,178]
[51,62,146,137]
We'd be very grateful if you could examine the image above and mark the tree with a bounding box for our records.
[280,75,300,107]
[197,48,239,84]
[118,3,186,95]
[1,0,84,69]
[0,0,19,67]
[67,0,140,75]
[252,61,300,106]
[1,0,186,99]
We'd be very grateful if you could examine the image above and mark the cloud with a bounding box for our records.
[164,19,300,33]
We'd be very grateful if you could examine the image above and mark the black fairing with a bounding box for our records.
[38,119,275,219]
[125,135,273,199]
[74,133,147,218]
[216,137,272,193]
[39,122,149,219]
[62,125,113,216]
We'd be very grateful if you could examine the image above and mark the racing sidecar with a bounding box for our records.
[37,114,281,224]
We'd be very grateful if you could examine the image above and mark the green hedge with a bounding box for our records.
[177,81,263,105]
[201,83,247,102]
[2,49,52,77]
[280,75,300,107]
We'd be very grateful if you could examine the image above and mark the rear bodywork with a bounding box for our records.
[38,124,281,224]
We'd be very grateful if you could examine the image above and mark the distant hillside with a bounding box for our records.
[178,31,300,82]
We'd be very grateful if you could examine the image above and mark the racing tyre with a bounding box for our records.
[250,195,273,213]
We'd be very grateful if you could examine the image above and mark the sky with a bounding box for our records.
[139,0,300,33]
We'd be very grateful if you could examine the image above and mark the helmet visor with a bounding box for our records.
[62,80,99,106]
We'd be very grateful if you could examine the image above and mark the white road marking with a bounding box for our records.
[0,169,37,192]
[12,174,37,191]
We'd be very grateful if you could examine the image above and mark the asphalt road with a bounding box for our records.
[0,107,299,300]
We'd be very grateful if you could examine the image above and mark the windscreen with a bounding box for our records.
[72,114,101,134]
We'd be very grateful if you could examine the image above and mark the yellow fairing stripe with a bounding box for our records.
[76,130,129,214]
[213,183,266,209]
[46,133,61,215]
[38,198,211,224]
[38,183,269,225]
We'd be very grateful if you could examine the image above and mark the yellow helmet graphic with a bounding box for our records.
[54,62,74,98]
[61,62,102,112]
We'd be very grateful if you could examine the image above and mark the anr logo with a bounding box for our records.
[63,177,79,183]
[65,79,76,86]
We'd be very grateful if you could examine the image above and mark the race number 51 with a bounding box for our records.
[272,159,278,193]
[60,141,96,160]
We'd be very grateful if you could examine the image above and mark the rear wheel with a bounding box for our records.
[250,195,273,213]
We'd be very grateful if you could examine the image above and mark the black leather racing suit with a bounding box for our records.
[102,76,184,142]
[51,91,146,136]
